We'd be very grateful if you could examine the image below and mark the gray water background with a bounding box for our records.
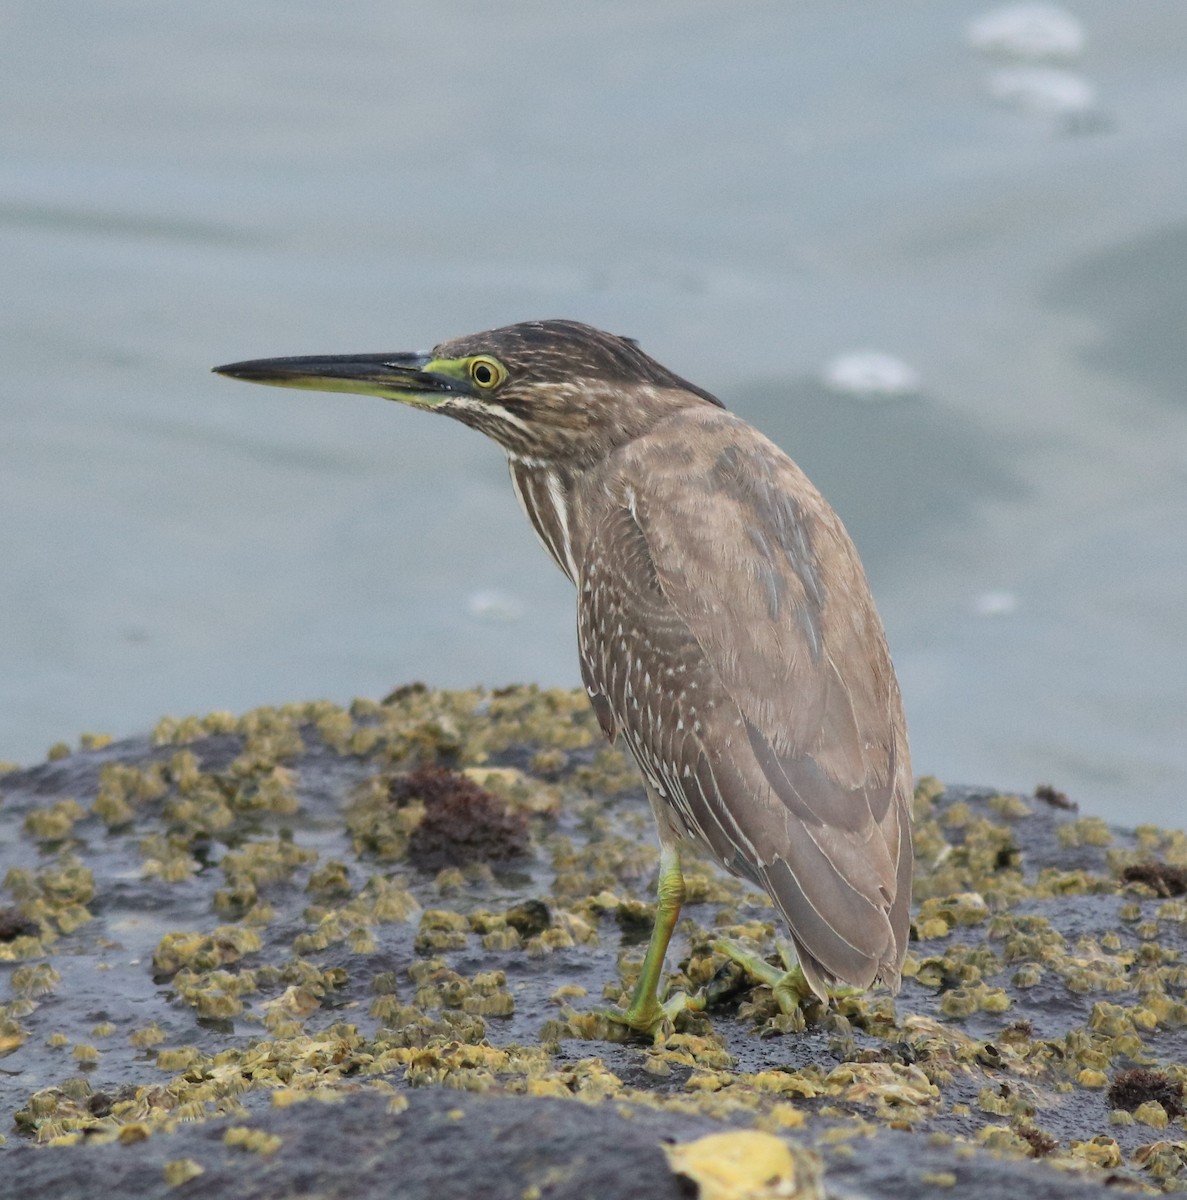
[2,1,1185,827]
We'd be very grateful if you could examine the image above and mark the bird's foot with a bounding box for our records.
[711,938,858,1014]
[595,985,705,1039]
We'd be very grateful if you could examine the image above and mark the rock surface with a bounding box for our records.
[1,686,1185,1196]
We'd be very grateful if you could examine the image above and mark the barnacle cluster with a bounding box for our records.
[0,690,1184,1193]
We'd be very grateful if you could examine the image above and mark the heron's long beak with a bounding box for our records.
[212,352,468,408]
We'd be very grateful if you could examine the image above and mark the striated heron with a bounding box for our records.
[214,320,913,1035]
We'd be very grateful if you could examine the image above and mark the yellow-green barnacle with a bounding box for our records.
[570,745,642,797]
[138,832,201,882]
[986,793,1033,819]
[982,1085,1032,1120]
[3,867,39,902]
[1057,816,1113,849]
[306,859,353,899]
[130,1023,167,1049]
[468,685,595,759]
[415,908,469,953]
[947,892,991,926]
[941,801,976,830]
[937,988,980,1019]
[224,837,318,890]
[313,706,354,753]
[991,915,1067,965]
[1133,1141,1187,1182]
[462,990,515,1017]
[163,1157,205,1187]
[406,956,447,985]
[433,866,466,896]
[1087,1001,1139,1039]
[32,858,96,909]
[355,876,419,923]
[465,909,508,935]
[344,698,382,725]
[912,776,945,810]
[172,967,258,1019]
[1145,995,1187,1028]
[974,1125,1034,1157]
[233,765,301,815]
[51,903,92,935]
[213,881,257,915]
[524,925,578,959]
[223,1125,283,1155]
[165,749,205,793]
[824,1062,939,1113]
[293,912,345,955]
[343,781,421,861]
[116,1122,153,1145]
[0,929,47,962]
[156,1045,206,1072]
[92,784,135,827]
[481,927,522,952]
[152,926,262,975]
[11,962,61,998]
[342,724,379,755]
[163,777,235,837]
[907,956,952,991]
[150,715,198,745]
[345,927,376,954]
[23,798,86,843]
[1010,965,1043,996]
[1133,1100,1172,1129]
[1030,868,1094,897]
[369,994,416,1025]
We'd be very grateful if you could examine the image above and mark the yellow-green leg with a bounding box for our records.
[712,940,861,1013]
[711,940,812,1013]
[603,844,701,1035]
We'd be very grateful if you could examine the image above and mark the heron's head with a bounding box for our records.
[214,319,723,463]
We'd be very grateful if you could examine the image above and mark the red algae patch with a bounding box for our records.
[393,766,531,871]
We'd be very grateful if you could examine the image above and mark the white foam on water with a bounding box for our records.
[467,589,526,623]
[972,590,1020,618]
[821,351,921,399]
[987,66,1097,117]
[967,5,1086,60]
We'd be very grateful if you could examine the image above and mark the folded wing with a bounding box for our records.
[579,410,912,996]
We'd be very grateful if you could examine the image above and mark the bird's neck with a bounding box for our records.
[506,454,584,584]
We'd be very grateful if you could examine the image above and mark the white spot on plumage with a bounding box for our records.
[544,468,580,582]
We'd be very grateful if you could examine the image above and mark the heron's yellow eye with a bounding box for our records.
[469,356,506,389]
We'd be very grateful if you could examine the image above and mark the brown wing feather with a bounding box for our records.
[579,407,913,994]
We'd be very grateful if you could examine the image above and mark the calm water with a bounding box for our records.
[3,1,1185,826]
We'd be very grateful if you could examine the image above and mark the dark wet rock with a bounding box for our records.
[1,688,1185,1197]
[0,1088,1122,1200]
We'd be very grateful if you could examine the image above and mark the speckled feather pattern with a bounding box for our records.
[450,321,913,997]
